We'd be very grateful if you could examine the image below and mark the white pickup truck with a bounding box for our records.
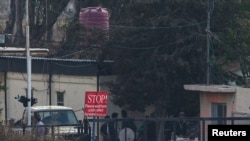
[16,105,82,140]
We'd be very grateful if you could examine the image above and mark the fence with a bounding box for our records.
[87,117,250,141]
[5,117,250,141]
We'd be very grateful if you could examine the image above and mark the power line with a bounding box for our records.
[51,61,94,68]
[110,21,207,29]
[110,33,200,50]
[29,0,207,30]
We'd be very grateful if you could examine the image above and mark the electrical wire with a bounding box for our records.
[110,33,201,50]
[110,21,207,29]
[51,61,94,68]
[56,46,93,59]
[29,0,207,30]
[208,31,242,56]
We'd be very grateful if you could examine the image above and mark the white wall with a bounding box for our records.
[4,72,120,123]
[234,87,250,114]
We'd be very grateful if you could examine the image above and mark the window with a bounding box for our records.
[38,110,79,125]
[211,102,227,124]
[57,91,65,106]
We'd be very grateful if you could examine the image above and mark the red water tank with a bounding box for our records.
[79,7,109,31]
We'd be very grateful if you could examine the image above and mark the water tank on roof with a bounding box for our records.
[79,7,109,31]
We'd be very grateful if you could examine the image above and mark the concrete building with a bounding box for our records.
[184,84,250,118]
[0,56,121,124]
[184,84,250,141]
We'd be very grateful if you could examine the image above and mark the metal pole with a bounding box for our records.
[206,0,213,85]
[92,63,99,141]
[26,0,32,126]
[96,67,100,141]
[4,71,7,123]
[206,10,210,85]
[92,116,95,141]
[46,0,48,40]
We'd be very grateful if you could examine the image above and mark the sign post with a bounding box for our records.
[84,91,108,141]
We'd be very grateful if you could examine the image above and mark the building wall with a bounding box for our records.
[234,87,250,115]
[199,87,250,118]
[200,92,234,118]
[199,92,234,141]
[2,69,172,124]
[3,72,120,123]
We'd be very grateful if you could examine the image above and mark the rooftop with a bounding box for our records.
[184,84,236,93]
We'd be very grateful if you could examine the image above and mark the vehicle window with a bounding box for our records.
[67,111,79,124]
[38,110,78,125]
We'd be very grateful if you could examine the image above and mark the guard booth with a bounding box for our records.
[184,84,250,141]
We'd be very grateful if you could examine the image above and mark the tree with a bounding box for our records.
[4,0,70,48]
[213,0,250,85]
[105,0,207,117]
[56,0,112,59]
[102,2,250,140]
[104,0,250,117]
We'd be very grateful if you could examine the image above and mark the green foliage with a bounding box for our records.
[212,0,250,84]
[102,0,250,116]
[104,1,208,116]
[55,0,250,116]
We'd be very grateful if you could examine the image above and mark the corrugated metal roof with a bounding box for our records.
[0,47,49,52]
[0,56,114,63]
[0,47,49,56]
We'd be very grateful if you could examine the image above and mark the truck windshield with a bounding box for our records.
[35,110,79,125]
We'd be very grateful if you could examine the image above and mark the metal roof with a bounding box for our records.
[0,56,114,63]
[0,47,49,56]
[0,56,115,76]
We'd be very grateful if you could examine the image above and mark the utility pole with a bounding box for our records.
[26,0,32,126]
[206,0,214,85]
[92,51,100,141]
[46,0,48,41]
[96,60,100,141]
